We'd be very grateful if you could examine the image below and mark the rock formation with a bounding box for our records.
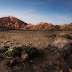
[0,16,72,31]
[0,16,27,30]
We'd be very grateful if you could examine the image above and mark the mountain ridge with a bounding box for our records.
[0,16,72,31]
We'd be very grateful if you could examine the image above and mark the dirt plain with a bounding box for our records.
[0,30,72,72]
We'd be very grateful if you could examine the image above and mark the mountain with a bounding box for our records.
[27,22,72,31]
[0,16,27,30]
[27,22,56,30]
[0,16,72,31]
[55,23,72,31]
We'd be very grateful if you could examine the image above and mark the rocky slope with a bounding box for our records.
[27,22,56,30]
[27,22,72,31]
[0,16,27,30]
[0,16,72,31]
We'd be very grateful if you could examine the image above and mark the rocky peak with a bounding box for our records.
[0,16,28,30]
[9,16,13,18]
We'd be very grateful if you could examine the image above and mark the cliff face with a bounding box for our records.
[0,16,27,30]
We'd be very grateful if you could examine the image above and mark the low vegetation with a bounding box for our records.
[49,34,57,38]
[0,31,72,72]
[53,37,71,51]
[63,34,70,39]
[8,46,22,57]
[25,46,38,58]
[0,48,8,53]
[59,33,71,39]
[0,45,39,59]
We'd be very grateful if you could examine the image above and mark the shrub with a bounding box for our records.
[8,46,22,52]
[49,34,56,38]
[25,46,38,58]
[53,37,70,50]
[0,48,8,53]
[8,46,22,57]
[50,29,55,32]
[63,34,70,39]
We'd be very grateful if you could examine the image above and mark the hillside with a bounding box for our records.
[27,22,56,30]
[27,22,72,31]
[0,16,27,30]
[0,16,72,31]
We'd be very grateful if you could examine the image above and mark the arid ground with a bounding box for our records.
[0,30,72,72]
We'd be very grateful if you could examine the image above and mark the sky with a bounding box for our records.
[0,0,72,25]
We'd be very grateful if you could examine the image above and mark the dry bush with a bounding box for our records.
[59,33,70,39]
[63,34,70,39]
[59,33,66,37]
[53,37,71,51]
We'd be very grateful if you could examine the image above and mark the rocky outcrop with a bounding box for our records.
[0,25,9,31]
[0,16,27,30]
[55,23,72,31]
[0,16,72,31]
[27,22,56,30]
[27,22,72,31]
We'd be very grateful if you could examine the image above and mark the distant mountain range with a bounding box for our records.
[0,16,72,31]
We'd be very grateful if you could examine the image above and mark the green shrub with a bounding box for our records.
[25,46,38,58]
[8,46,22,57]
[63,34,70,39]
[8,46,22,52]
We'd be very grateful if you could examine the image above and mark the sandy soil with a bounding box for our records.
[0,30,72,72]
[0,30,72,49]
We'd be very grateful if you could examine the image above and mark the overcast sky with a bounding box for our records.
[0,0,72,25]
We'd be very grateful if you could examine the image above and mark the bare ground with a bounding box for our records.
[0,30,72,72]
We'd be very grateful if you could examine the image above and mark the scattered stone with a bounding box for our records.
[21,54,28,61]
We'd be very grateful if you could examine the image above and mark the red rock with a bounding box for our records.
[0,16,27,30]
[0,16,72,31]
[27,22,56,30]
